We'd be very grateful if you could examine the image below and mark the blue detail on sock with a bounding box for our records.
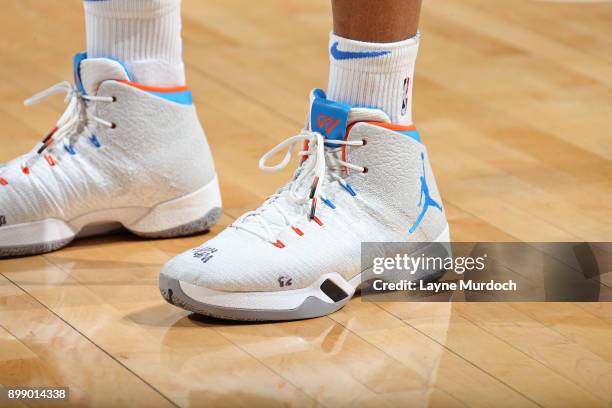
[64,144,77,155]
[330,42,391,60]
[396,129,422,144]
[310,89,350,146]
[147,90,193,105]
[409,153,442,234]
[342,182,357,197]
[321,197,336,209]
[89,135,101,148]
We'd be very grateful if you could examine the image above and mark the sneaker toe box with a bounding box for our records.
[160,227,319,292]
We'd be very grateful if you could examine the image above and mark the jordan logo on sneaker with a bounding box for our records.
[330,42,391,60]
[0,216,5,227]
[409,153,442,233]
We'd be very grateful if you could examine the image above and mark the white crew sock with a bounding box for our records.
[327,32,420,125]
[83,0,185,87]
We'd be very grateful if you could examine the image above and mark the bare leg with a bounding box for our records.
[332,0,422,42]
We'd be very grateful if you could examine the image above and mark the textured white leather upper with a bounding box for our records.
[163,119,447,292]
[0,62,215,227]
[347,123,445,241]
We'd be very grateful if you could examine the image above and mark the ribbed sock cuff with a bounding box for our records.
[83,0,185,86]
[327,32,420,124]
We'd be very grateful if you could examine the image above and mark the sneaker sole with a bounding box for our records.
[159,225,451,321]
[0,175,222,258]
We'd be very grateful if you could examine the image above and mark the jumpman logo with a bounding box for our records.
[409,153,442,234]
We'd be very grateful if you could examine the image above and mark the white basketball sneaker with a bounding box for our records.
[0,53,221,257]
[160,89,449,320]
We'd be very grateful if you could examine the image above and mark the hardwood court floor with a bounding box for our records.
[1,0,611,406]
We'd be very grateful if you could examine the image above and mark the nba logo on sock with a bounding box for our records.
[0,215,5,227]
[401,76,410,116]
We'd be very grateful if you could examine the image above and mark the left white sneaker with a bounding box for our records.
[0,53,221,257]
[160,89,449,321]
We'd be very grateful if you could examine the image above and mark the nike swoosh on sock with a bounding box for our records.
[330,42,391,60]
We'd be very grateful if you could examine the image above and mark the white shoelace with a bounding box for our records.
[18,81,114,172]
[232,129,365,244]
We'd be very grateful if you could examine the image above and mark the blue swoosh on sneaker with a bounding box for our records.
[330,42,391,60]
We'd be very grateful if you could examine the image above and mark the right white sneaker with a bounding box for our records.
[0,53,222,257]
[160,89,449,321]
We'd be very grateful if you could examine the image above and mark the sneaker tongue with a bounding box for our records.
[240,90,390,239]
[73,52,133,95]
[308,88,390,142]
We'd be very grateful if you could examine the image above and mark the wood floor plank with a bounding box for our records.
[3,219,314,407]
[332,301,538,407]
[0,272,173,407]
[210,314,463,407]
[455,303,612,403]
[384,303,606,407]
[510,303,612,362]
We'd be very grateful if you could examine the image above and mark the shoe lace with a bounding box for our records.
[232,129,365,244]
[17,81,114,172]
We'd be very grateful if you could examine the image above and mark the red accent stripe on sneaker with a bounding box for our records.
[292,226,304,236]
[118,80,189,93]
[300,140,310,165]
[0,178,7,186]
[45,155,56,166]
[312,216,323,226]
[273,240,286,248]
[21,166,30,175]
[366,122,416,132]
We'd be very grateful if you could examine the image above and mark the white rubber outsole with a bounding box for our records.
[0,175,222,258]
[159,225,451,321]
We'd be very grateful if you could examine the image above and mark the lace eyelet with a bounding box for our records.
[112,96,117,102]
[361,138,367,146]
[362,166,369,174]
[111,123,117,129]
